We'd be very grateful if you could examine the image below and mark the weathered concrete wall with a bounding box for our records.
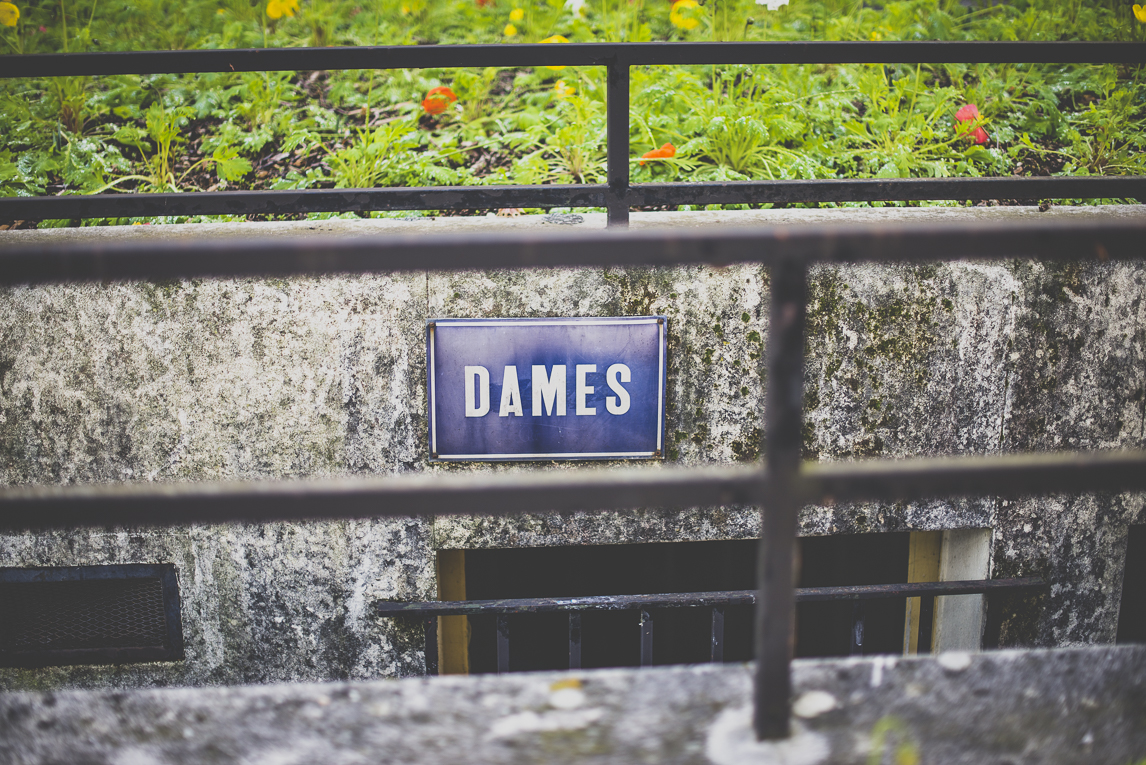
[3,645,1145,765]
[1,206,1143,690]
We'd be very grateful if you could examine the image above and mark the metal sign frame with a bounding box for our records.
[427,316,667,462]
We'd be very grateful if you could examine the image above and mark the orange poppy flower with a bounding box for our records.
[639,142,676,165]
[422,86,458,116]
[955,103,989,145]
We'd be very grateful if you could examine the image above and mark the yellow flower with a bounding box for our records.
[670,0,701,30]
[0,2,19,26]
[266,0,298,18]
[504,22,517,35]
[553,79,575,98]
[1134,3,1146,22]
[216,7,226,13]
[541,34,569,70]
[509,7,524,21]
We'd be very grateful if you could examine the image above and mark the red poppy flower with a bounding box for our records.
[955,103,989,145]
[422,86,458,116]
[639,142,676,165]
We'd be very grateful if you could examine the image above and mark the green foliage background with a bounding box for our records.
[1,0,1144,225]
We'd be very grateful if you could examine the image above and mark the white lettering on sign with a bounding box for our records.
[575,365,596,416]
[499,365,523,417]
[606,363,631,415]
[467,365,634,418]
[464,366,490,417]
[532,365,567,417]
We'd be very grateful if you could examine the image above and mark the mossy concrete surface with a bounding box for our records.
[1,645,1144,765]
[0,206,1144,690]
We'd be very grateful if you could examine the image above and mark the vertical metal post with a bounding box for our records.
[711,606,725,663]
[639,609,654,667]
[424,617,439,676]
[496,614,510,674]
[569,612,582,669]
[754,257,807,741]
[850,601,865,656]
[917,595,935,654]
[606,57,630,228]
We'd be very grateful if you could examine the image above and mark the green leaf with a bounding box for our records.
[212,146,253,181]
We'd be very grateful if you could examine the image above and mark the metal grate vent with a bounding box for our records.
[0,564,184,667]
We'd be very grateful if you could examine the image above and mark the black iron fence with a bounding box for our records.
[376,577,1046,674]
[1,41,1145,226]
[1,37,1146,744]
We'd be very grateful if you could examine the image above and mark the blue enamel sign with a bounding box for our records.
[427,316,667,461]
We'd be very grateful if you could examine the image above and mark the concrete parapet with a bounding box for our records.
[2,644,1144,764]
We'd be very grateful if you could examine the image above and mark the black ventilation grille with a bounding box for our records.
[0,564,184,667]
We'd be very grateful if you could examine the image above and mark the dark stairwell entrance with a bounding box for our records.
[461,532,911,674]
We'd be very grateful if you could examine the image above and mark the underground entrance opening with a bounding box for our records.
[451,532,912,674]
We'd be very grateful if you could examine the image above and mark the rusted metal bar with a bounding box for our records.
[6,176,1141,223]
[5,219,1146,287]
[372,578,1046,617]
[0,185,605,221]
[801,449,1146,504]
[0,464,766,532]
[606,58,630,228]
[755,257,807,740]
[424,618,439,676]
[796,578,1045,601]
[496,615,510,674]
[850,601,865,656]
[2,449,1145,532]
[640,610,653,667]
[3,177,1143,223]
[569,613,582,670]
[711,607,725,664]
[3,41,1143,80]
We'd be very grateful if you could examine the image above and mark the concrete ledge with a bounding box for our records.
[1,204,1144,246]
[2,645,1144,764]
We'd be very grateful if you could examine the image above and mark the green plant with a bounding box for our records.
[106,102,249,192]
[2,0,1144,224]
[325,120,421,188]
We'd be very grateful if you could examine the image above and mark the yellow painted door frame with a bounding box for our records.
[436,549,470,674]
[903,531,941,654]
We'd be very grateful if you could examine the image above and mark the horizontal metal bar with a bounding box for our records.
[373,577,1046,617]
[0,464,766,532]
[2,41,1144,79]
[801,449,1146,505]
[378,589,758,616]
[4,218,1146,286]
[0,450,1143,531]
[0,185,606,221]
[5,177,1141,223]
[795,578,1045,602]
[629,177,1146,207]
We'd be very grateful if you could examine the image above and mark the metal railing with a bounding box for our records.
[2,219,1146,741]
[1,41,1145,226]
[376,577,1046,674]
[1,32,1146,744]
